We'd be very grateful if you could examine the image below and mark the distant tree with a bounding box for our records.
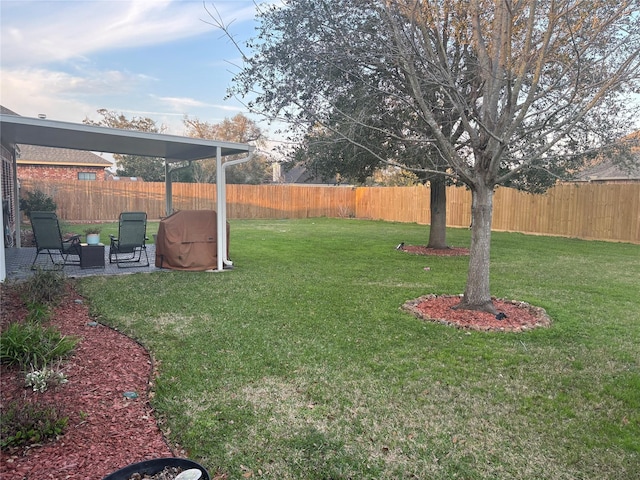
[183,113,271,184]
[83,109,192,182]
[221,0,640,313]
[369,168,420,187]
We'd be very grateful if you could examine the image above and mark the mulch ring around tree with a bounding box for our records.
[397,244,470,256]
[397,244,551,332]
[403,294,552,332]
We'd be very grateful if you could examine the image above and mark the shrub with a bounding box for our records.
[0,321,78,369]
[19,190,57,219]
[20,269,67,306]
[0,400,68,449]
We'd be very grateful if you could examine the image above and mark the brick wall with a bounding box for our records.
[17,165,107,181]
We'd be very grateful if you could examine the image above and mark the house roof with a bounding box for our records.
[0,105,18,115]
[574,132,640,182]
[280,164,339,184]
[17,144,112,167]
[574,160,640,182]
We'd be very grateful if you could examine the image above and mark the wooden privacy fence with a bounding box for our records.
[20,179,640,244]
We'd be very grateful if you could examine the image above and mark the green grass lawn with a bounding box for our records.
[77,218,640,479]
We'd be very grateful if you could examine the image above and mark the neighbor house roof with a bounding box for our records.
[279,164,339,184]
[573,160,640,182]
[1,106,18,115]
[17,144,112,167]
[573,131,640,182]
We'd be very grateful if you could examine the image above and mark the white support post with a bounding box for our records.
[216,147,224,271]
[216,146,255,271]
[165,161,172,217]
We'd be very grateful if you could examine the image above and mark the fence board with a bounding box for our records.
[19,179,640,244]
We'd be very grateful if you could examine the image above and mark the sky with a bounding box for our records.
[0,0,278,141]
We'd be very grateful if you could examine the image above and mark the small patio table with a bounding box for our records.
[80,243,105,269]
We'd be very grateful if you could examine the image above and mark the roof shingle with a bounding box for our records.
[17,144,112,167]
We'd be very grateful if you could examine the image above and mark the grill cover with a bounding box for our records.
[155,210,229,271]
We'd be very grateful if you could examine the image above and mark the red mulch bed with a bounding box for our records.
[398,244,551,332]
[0,283,180,480]
[403,294,552,332]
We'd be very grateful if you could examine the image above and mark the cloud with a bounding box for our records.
[155,95,245,112]
[0,0,280,135]
[1,65,150,100]
[157,96,212,110]
[1,0,262,66]
[0,66,151,118]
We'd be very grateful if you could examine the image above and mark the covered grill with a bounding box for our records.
[155,210,229,271]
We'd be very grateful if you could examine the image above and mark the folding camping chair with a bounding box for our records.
[109,211,149,268]
[30,211,81,270]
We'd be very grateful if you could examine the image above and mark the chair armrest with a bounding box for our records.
[65,235,81,247]
[63,236,81,255]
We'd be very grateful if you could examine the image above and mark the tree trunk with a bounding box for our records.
[454,182,497,314]
[427,177,448,249]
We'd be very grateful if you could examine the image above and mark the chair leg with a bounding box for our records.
[31,249,64,270]
[109,244,136,264]
[61,252,80,268]
[109,243,137,264]
[113,246,149,268]
[30,250,41,270]
[60,249,79,268]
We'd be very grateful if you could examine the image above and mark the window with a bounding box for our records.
[78,172,96,181]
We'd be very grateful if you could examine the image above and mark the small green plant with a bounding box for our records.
[83,226,102,235]
[25,364,68,393]
[0,321,78,369]
[0,400,68,449]
[19,190,57,219]
[24,302,51,323]
[20,269,67,306]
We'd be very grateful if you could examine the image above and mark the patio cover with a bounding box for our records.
[0,113,254,281]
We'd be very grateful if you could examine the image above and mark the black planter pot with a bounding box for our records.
[102,457,210,480]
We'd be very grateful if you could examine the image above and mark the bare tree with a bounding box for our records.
[183,113,271,184]
[217,0,640,312]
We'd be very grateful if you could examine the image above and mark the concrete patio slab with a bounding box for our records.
[4,244,162,282]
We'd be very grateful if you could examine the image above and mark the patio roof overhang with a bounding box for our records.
[0,114,251,161]
[0,113,254,281]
